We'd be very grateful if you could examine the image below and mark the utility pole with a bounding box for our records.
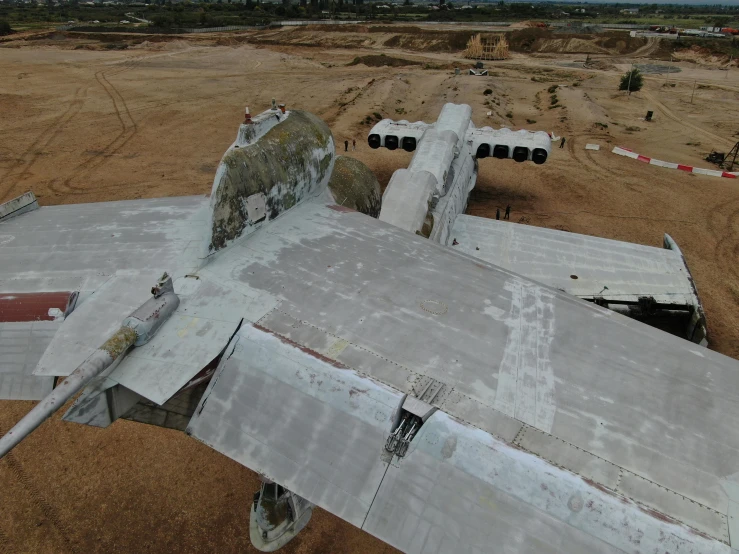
[627,63,634,96]
[691,80,696,103]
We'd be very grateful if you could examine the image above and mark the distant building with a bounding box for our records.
[621,7,639,15]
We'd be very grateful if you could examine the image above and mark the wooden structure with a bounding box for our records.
[464,34,509,61]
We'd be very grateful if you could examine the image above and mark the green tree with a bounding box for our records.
[619,68,644,93]
[708,16,730,28]
[0,20,13,36]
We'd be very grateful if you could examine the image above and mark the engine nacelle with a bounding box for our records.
[376,104,552,245]
[367,119,431,152]
[467,127,552,165]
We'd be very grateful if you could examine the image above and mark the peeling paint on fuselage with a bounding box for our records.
[207,111,336,254]
[493,279,556,433]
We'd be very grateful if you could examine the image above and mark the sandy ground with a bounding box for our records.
[1,30,738,553]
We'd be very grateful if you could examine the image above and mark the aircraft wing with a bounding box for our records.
[448,214,707,344]
[187,201,739,553]
[0,194,212,400]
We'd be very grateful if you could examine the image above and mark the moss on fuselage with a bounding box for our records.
[327,156,382,218]
[209,110,334,253]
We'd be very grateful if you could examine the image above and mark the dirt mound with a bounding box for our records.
[507,28,650,55]
[249,28,374,49]
[162,39,191,51]
[348,54,422,67]
[250,26,475,53]
[508,20,547,30]
[506,28,550,51]
[585,59,617,71]
[253,26,655,56]
[383,29,475,52]
[537,37,610,54]
[673,44,738,67]
[129,38,190,51]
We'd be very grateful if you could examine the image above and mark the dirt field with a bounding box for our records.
[1,27,738,553]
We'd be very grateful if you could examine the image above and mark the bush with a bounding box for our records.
[373,112,383,121]
[619,68,644,93]
[0,20,13,36]
[550,95,558,105]
[547,85,558,94]
[526,119,537,124]
[505,111,513,119]
[483,88,493,96]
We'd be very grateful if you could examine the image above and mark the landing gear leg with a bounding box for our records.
[249,478,314,552]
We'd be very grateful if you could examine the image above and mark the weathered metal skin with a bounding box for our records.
[208,110,335,253]
[0,275,179,459]
[0,340,127,459]
[122,273,181,347]
[326,156,382,218]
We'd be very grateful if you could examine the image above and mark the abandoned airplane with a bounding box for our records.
[0,103,736,553]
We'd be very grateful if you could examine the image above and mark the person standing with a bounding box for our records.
[352,139,356,151]
[344,140,349,152]
[496,208,500,220]
[504,205,510,220]
[560,137,566,149]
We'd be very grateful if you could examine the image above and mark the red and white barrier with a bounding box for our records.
[612,147,738,179]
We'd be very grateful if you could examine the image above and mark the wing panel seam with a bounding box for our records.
[515,424,727,519]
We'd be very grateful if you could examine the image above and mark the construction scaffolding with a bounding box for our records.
[464,34,510,61]
[723,141,739,171]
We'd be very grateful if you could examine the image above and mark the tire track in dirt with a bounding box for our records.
[49,63,139,196]
[708,197,739,282]
[566,133,647,192]
[0,525,17,554]
[319,74,393,128]
[47,55,250,197]
[630,37,661,58]
[0,425,77,554]
[0,86,88,202]
[568,132,685,196]
[643,90,733,149]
